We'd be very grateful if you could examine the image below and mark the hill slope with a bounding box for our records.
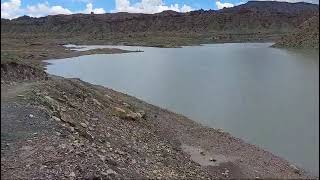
[273,14,319,48]
[1,1,318,45]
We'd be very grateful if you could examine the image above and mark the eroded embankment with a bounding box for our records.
[1,60,314,179]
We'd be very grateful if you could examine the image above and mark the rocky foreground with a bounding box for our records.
[1,55,316,179]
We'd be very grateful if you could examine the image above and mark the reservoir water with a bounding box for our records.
[46,43,319,175]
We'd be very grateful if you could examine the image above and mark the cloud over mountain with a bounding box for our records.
[1,0,105,19]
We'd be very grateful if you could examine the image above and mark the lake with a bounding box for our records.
[46,43,319,176]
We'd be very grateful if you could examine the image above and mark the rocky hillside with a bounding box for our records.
[273,14,319,48]
[1,1,318,43]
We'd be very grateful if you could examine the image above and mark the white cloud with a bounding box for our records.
[1,0,21,19]
[72,0,92,3]
[215,1,234,9]
[82,3,106,14]
[25,2,72,17]
[113,0,194,13]
[181,4,193,12]
[1,0,106,19]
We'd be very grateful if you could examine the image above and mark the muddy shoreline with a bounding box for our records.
[1,40,317,179]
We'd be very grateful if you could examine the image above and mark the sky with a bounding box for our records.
[1,0,319,19]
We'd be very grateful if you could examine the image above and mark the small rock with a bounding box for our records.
[92,98,102,106]
[123,102,130,107]
[115,150,125,155]
[85,175,101,180]
[104,94,112,99]
[98,138,105,143]
[131,159,137,164]
[91,117,99,121]
[44,96,59,110]
[21,146,33,151]
[69,172,76,177]
[57,97,66,102]
[125,112,140,121]
[100,149,107,153]
[39,165,47,170]
[29,114,34,118]
[216,128,224,133]
[60,107,67,112]
[222,169,229,177]
[114,107,126,113]
[52,116,61,122]
[70,127,75,132]
[138,110,146,119]
[106,169,117,175]
[209,157,216,162]
[59,144,67,149]
[98,154,107,161]
[44,146,55,151]
[88,127,94,131]
[290,164,300,174]
[80,123,88,128]
[136,112,143,118]
[106,142,111,148]
[56,132,62,136]
[17,95,24,97]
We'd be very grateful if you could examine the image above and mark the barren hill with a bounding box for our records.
[1,1,319,45]
[273,14,319,48]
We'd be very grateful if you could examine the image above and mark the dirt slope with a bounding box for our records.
[273,14,319,48]
[1,63,314,179]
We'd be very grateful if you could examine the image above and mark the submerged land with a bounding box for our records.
[1,1,319,179]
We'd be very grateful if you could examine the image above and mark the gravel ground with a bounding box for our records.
[1,76,315,179]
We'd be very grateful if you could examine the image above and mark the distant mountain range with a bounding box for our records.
[1,1,319,45]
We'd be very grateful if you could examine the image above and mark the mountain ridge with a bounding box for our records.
[1,1,319,46]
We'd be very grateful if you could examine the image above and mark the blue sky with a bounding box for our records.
[10,0,228,12]
[1,0,319,19]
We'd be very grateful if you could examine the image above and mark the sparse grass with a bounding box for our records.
[1,51,20,64]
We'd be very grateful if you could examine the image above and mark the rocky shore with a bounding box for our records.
[1,41,317,179]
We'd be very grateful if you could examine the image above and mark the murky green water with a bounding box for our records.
[46,43,319,175]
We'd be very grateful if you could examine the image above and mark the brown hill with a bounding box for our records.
[273,14,319,48]
[1,1,318,45]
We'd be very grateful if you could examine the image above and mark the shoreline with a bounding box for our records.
[1,40,318,179]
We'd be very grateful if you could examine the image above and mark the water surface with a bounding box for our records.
[46,43,319,175]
